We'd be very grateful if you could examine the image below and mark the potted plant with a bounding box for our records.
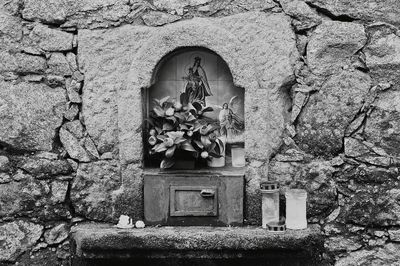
[146,93,224,169]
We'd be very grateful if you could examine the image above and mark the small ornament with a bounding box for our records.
[115,215,134,229]
[135,220,145,229]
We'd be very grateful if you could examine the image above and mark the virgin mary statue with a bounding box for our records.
[183,56,212,106]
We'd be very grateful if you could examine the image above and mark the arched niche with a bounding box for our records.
[143,47,245,168]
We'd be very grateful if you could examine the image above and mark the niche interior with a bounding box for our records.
[143,47,245,170]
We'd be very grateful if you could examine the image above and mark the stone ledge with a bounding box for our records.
[71,223,324,260]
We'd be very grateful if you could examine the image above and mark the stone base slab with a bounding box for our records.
[71,223,324,264]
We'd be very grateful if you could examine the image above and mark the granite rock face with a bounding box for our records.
[269,157,338,219]
[0,81,66,151]
[335,243,400,266]
[71,160,120,221]
[0,52,47,74]
[30,24,74,52]
[363,89,400,158]
[296,70,371,157]
[44,223,69,245]
[0,220,43,262]
[0,177,71,219]
[305,0,400,27]
[365,25,400,90]
[307,21,366,76]
[279,0,322,31]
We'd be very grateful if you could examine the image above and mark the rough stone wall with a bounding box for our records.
[0,0,400,265]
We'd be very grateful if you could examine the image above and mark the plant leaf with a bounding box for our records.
[180,141,196,152]
[153,105,165,117]
[174,137,187,144]
[166,116,177,124]
[180,92,189,106]
[187,113,196,122]
[174,112,185,121]
[162,123,174,131]
[202,106,214,113]
[159,96,170,106]
[165,145,176,158]
[201,135,212,147]
[153,143,168,153]
[160,158,175,169]
[193,140,204,149]
[192,102,202,112]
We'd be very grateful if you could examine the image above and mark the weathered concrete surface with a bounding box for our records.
[0,81,66,151]
[296,70,371,158]
[0,220,43,262]
[71,223,323,259]
[307,21,367,76]
[71,160,121,221]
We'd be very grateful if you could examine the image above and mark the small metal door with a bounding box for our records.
[170,186,218,217]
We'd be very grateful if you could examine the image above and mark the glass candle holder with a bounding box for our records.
[285,189,307,230]
[231,144,245,167]
[260,182,280,228]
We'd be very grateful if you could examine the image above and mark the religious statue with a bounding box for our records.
[217,96,244,143]
[183,56,212,106]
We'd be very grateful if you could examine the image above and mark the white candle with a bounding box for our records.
[260,182,280,228]
[285,189,307,230]
[231,145,245,167]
